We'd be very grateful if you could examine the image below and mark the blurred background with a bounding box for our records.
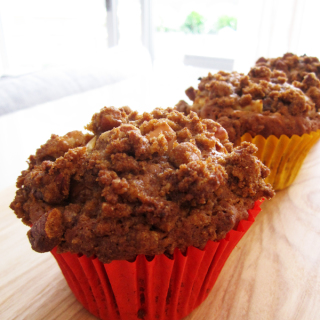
[0,0,319,190]
[0,0,318,76]
[0,0,319,108]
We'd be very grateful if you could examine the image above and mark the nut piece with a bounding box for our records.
[86,136,97,151]
[28,208,63,252]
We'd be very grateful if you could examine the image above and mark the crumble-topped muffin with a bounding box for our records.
[10,107,273,263]
[176,66,320,144]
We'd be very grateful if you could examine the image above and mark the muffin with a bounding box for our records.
[10,106,274,320]
[176,67,320,190]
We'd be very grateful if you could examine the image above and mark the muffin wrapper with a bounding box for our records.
[51,200,262,320]
[239,130,320,190]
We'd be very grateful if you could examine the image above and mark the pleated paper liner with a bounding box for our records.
[238,130,320,191]
[51,200,262,320]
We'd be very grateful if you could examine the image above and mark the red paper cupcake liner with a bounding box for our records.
[51,200,262,320]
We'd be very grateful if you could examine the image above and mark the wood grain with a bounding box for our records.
[1,142,320,320]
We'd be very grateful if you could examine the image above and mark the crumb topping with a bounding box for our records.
[255,53,320,111]
[255,53,320,84]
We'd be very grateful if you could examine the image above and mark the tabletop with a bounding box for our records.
[1,134,320,320]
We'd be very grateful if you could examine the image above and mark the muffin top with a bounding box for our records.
[255,53,320,111]
[10,107,274,263]
[176,66,320,143]
[255,53,320,83]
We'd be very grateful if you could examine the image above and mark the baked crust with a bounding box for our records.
[10,107,274,263]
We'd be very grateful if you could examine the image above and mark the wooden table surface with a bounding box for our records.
[1,140,320,320]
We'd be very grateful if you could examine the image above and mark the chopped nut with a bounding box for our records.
[86,136,97,151]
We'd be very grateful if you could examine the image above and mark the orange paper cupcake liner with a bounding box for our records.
[239,130,320,190]
[51,200,262,320]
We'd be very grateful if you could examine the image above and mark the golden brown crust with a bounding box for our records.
[176,68,320,143]
[10,107,274,263]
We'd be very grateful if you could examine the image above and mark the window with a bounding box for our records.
[0,0,108,75]
[153,0,239,71]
